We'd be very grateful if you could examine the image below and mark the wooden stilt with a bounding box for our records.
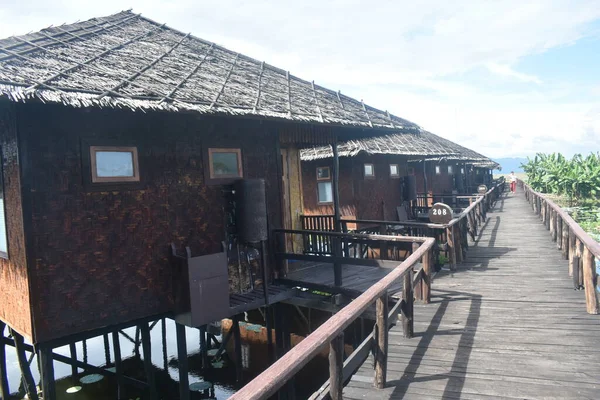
[0,323,9,400]
[199,325,208,370]
[38,343,56,400]
[134,327,140,357]
[140,323,158,400]
[265,307,274,362]
[112,330,123,400]
[103,333,111,365]
[176,323,190,400]
[11,329,38,400]
[233,316,243,382]
[69,342,78,377]
[161,318,168,372]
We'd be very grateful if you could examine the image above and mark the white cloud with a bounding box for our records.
[0,0,599,157]
[485,63,542,84]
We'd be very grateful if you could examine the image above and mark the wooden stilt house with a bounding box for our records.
[0,10,423,346]
[300,131,498,222]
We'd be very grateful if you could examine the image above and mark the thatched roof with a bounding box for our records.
[0,10,421,132]
[300,130,499,168]
[410,131,498,165]
[300,132,459,161]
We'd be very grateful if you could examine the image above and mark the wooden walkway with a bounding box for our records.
[344,190,600,399]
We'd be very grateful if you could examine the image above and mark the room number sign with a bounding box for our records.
[428,203,453,224]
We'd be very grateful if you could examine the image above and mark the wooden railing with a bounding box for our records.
[230,235,435,400]
[229,180,505,399]
[520,179,599,314]
[339,179,505,272]
[300,214,336,255]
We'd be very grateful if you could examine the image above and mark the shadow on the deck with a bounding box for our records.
[387,289,482,399]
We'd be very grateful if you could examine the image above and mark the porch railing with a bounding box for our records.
[230,235,435,400]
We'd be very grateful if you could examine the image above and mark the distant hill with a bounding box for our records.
[493,157,528,172]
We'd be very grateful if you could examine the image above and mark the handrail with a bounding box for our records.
[519,179,599,314]
[230,236,435,400]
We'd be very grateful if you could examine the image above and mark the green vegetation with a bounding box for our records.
[521,153,600,240]
[521,153,600,199]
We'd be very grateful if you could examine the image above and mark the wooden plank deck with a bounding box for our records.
[344,190,600,399]
[286,261,401,293]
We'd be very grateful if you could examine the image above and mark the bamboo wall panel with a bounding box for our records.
[19,103,282,343]
[0,101,31,340]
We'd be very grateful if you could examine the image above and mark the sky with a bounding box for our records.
[1,0,599,159]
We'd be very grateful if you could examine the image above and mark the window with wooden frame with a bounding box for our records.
[316,166,331,181]
[364,163,375,178]
[389,164,399,177]
[317,166,333,203]
[208,148,243,179]
[0,150,7,258]
[435,165,441,175]
[90,146,140,183]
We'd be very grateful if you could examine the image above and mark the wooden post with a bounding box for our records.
[140,323,158,400]
[455,224,464,263]
[541,201,546,223]
[402,271,414,339]
[578,241,585,288]
[568,229,576,276]
[329,333,344,400]
[422,248,432,304]
[176,323,190,400]
[446,227,456,271]
[561,221,569,260]
[573,255,581,289]
[112,330,124,400]
[0,323,9,400]
[550,210,557,241]
[546,205,551,231]
[374,294,388,389]
[38,343,56,400]
[556,216,563,249]
[11,328,38,400]
[582,247,599,314]
[333,236,342,287]
[412,242,422,301]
